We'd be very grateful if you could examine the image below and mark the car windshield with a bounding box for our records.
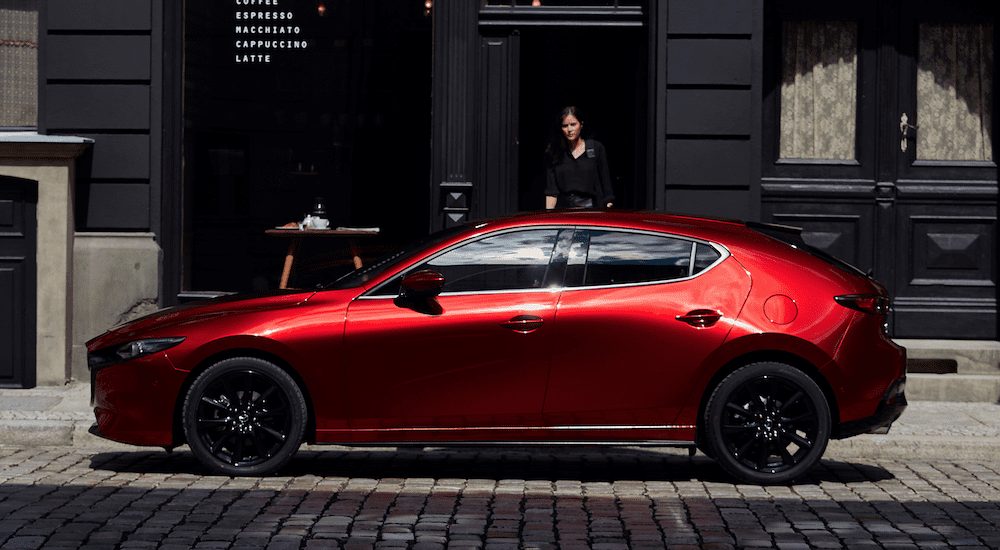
[745,222,869,278]
[326,225,472,289]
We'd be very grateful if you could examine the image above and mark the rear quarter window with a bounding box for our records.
[694,243,721,272]
[572,230,723,287]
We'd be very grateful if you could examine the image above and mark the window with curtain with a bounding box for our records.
[0,0,37,128]
[917,23,994,162]
[779,21,858,161]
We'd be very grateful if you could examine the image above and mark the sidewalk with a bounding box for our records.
[1,382,999,460]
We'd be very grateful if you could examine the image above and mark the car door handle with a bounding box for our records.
[500,314,545,334]
[676,309,723,328]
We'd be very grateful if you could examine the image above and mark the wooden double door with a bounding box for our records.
[763,0,998,339]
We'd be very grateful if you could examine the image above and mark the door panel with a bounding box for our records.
[892,3,998,337]
[543,258,750,426]
[344,292,558,429]
[0,261,27,384]
[765,201,876,275]
[0,177,37,388]
[764,0,997,339]
[892,202,997,338]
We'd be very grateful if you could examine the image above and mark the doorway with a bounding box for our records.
[517,27,647,211]
[478,24,647,217]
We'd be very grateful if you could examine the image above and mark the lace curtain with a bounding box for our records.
[0,0,37,127]
[917,23,993,162]
[779,21,858,160]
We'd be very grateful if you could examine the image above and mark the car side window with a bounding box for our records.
[577,230,694,286]
[409,229,561,293]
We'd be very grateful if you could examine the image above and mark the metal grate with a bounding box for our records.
[906,358,959,374]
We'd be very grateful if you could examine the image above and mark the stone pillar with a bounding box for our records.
[430,0,479,231]
[0,133,92,386]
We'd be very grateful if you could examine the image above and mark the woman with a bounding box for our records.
[544,106,614,209]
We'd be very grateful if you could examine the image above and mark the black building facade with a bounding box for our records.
[1,0,997,385]
[430,0,997,340]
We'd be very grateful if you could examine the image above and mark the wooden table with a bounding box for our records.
[265,228,379,289]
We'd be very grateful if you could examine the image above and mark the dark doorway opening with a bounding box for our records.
[0,176,37,388]
[517,26,647,212]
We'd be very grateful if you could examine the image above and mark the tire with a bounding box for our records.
[696,440,715,459]
[182,357,307,476]
[704,362,830,484]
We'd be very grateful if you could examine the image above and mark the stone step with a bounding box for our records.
[894,340,1000,403]
[905,373,1000,403]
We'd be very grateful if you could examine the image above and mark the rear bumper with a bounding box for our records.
[836,375,907,439]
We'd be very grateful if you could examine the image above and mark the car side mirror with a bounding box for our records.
[400,270,445,298]
[395,270,444,315]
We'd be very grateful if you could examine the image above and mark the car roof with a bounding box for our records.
[463,210,815,267]
[466,209,750,241]
[472,209,743,226]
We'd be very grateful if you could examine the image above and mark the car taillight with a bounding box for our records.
[834,294,889,316]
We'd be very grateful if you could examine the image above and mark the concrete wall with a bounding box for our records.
[71,233,161,382]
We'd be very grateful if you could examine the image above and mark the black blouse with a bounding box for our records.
[544,139,614,206]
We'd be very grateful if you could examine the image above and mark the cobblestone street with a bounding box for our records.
[1,446,999,550]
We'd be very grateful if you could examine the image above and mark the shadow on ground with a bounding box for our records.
[87,446,896,485]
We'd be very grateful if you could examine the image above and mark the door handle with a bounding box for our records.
[500,314,544,333]
[676,309,722,328]
[900,113,918,152]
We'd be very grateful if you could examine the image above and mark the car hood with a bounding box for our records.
[88,289,317,350]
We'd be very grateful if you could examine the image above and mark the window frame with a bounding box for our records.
[362,226,575,298]
[361,225,731,299]
[0,0,39,130]
[896,9,998,180]
[761,0,876,182]
[562,227,730,291]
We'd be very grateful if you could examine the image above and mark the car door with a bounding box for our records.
[343,228,571,432]
[543,229,752,429]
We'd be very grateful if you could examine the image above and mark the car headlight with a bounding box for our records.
[89,337,186,372]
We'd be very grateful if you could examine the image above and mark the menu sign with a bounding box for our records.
[234,0,307,64]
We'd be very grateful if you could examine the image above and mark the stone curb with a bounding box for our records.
[3,418,1000,464]
[0,420,75,446]
[0,419,147,450]
[2,384,1000,461]
[825,435,1000,462]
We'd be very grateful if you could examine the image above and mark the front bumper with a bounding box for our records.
[836,375,907,439]
[89,352,184,446]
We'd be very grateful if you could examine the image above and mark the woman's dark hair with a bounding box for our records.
[544,106,586,167]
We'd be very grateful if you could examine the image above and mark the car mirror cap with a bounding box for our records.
[401,269,445,297]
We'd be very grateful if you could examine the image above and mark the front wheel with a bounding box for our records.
[182,357,307,476]
[704,362,831,484]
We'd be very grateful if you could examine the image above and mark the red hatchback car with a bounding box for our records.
[88,210,906,484]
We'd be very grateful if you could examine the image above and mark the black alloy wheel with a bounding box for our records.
[704,362,831,484]
[182,357,307,476]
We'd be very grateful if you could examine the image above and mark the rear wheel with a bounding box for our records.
[704,362,830,484]
[182,357,307,476]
